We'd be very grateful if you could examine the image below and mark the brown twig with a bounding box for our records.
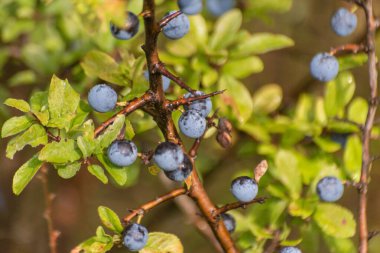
[263,230,281,253]
[214,197,267,216]
[329,43,366,55]
[123,188,187,223]
[167,90,226,111]
[38,164,60,253]
[94,92,152,137]
[358,0,378,252]
[158,11,182,28]
[154,63,195,92]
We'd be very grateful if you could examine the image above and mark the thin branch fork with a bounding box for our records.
[214,197,268,216]
[94,92,153,137]
[123,188,188,223]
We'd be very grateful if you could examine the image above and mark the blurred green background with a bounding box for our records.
[1,0,380,252]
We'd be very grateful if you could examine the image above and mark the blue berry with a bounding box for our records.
[331,8,357,37]
[316,176,344,202]
[164,155,193,182]
[310,53,339,82]
[178,110,207,139]
[122,223,149,251]
[178,0,203,15]
[331,133,350,148]
[88,84,117,113]
[110,11,139,40]
[184,91,212,117]
[280,247,302,253]
[162,11,190,40]
[206,0,236,17]
[107,140,138,167]
[221,213,236,233]
[153,142,184,171]
[230,176,258,203]
[144,71,170,92]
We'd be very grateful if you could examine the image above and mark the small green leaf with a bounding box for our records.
[6,124,48,159]
[56,162,81,179]
[39,139,82,163]
[74,226,114,253]
[97,154,127,186]
[77,136,96,158]
[124,119,135,140]
[140,232,184,253]
[222,57,264,78]
[47,75,80,130]
[81,50,126,86]
[30,91,49,125]
[1,115,34,138]
[13,155,43,195]
[324,72,355,117]
[314,203,356,238]
[4,98,30,112]
[313,137,341,153]
[288,199,317,219]
[218,75,253,123]
[98,206,123,233]
[88,164,108,184]
[343,135,362,182]
[323,233,356,253]
[348,97,368,125]
[272,150,302,199]
[96,115,126,151]
[231,33,294,57]
[8,70,37,87]
[252,84,283,114]
[338,53,368,71]
[209,10,242,51]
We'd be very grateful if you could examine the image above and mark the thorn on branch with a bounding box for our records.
[154,63,195,92]
[368,230,380,241]
[329,43,366,55]
[214,197,268,216]
[167,90,226,111]
[159,11,182,28]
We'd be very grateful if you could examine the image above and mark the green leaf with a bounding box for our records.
[81,50,126,86]
[324,72,355,117]
[47,75,80,130]
[314,203,356,238]
[338,53,368,71]
[97,154,127,186]
[140,232,184,253]
[209,10,242,51]
[12,155,43,195]
[124,119,135,140]
[252,84,283,114]
[74,226,114,253]
[343,135,362,182]
[56,162,81,179]
[39,139,82,163]
[348,97,368,125]
[96,115,126,151]
[247,0,292,18]
[222,57,264,78]
[4,98,30,112]
[88,164,108,184]
[272,150,302,199]
[1,115,34,138]
[288,199,317,219]
[6,124,48,159]
[98,206,123,233]
[30,91,49,125]
[323,233,356,253]
[313,137,341,153]
[219,75,253,123]
[8,70,37,87]
[77,136,96,158]
[231,33,294,57]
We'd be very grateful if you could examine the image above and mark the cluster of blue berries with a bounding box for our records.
[179,91,212,139]
[310,7,358,82]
